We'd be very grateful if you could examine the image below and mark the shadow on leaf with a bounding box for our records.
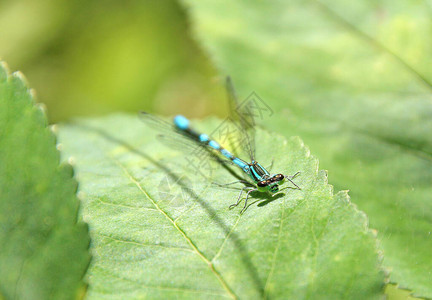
[72,122,266,298]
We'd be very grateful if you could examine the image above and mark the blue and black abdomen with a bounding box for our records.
[173,115,250,173]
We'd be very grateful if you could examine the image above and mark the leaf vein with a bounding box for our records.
[313,0,432,91]
[93,265,232,298]
[211,214,242,263]
[94,232,195,253]
[95,196,158,211]
[111,157,237,300]
[263,199,286,299]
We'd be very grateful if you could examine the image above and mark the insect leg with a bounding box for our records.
[229,186,254,209]
[266,158,275,172]
[240,188,258,214]
[213,180,252,187]
[289,171,301,179]
[286,172,301,190]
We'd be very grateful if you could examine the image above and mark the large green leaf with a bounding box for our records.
[0,62,90,300]
[181,0,432,297]
[59,114,383,299]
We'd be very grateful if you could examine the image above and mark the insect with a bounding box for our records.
[140,77,300,213]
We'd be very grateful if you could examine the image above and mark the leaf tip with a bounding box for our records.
[0,60,10,80]
[289,135,305,149]
[50,124,59,134]
[68,156,77,166]
[29,88,38,101]
[36,102,48,118]
[337,190,350,203]
[11,70,30,88]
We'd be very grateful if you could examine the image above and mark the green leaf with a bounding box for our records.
[385,284,420,300]
[181,0,432,297]
[58,114,383,299]
[0,62,90,300]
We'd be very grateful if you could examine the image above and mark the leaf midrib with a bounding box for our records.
[111,154,237,299]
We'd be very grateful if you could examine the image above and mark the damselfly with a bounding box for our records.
[140,77,300,213]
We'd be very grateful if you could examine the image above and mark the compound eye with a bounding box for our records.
[274,174,285,181]
[257,180,269,187]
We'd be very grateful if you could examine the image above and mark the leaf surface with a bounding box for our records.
[182,0,432,297]
[0,62,90,300]
[59,114,383,299]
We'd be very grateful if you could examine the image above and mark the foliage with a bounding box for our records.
[182,0,432,297]
[58,114,384,299]
[1,0,430,298]
[0,62,90,300]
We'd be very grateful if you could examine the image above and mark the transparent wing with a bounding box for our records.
[139,111,211,155]
[139,112,178,138]
[139,112,236,179]
[226,77,256,161]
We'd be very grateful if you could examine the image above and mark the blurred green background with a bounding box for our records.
[0,0,225,123]
[0,1,426,299]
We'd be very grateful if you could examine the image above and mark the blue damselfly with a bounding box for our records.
[140,77,300,213]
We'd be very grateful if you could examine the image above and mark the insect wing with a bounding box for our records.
[139,112,233,179]
[226,77,256,161]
